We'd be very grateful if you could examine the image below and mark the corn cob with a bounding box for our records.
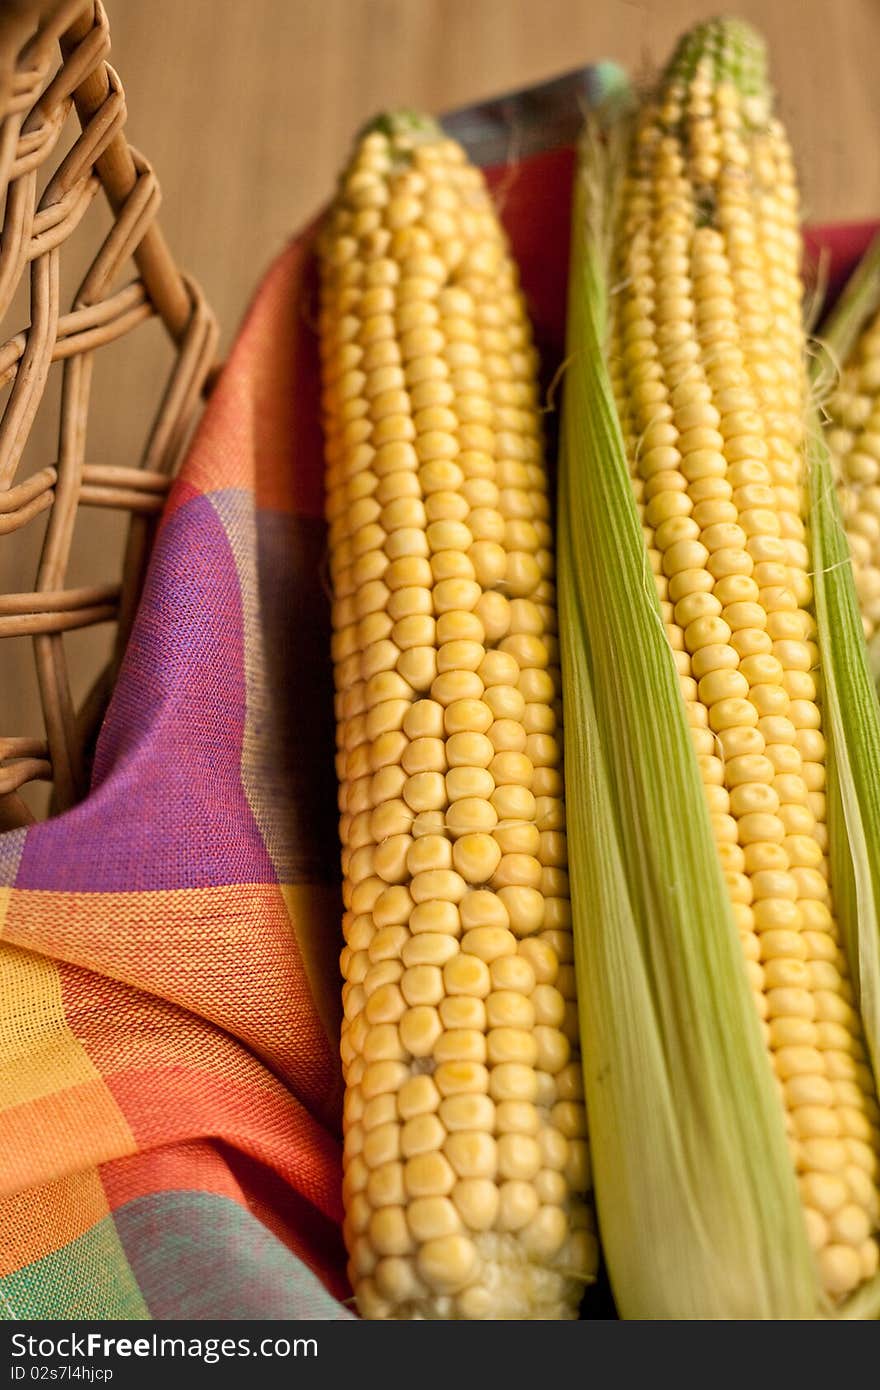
[559,16,880,1317]
[317,113,596,1319]
[615,19,880,1300]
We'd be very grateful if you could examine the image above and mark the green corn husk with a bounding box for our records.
[818,234,880,380]
[816,234,880,686]
[557,18,880,1320]
[809,414,880,1101]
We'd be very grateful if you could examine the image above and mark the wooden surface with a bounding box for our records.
[6,0,880,811]
[114,0,880,350]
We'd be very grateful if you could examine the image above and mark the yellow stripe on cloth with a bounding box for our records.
[0,934,114,1106]
[0,913,136,1194]
[0,942,112,1109]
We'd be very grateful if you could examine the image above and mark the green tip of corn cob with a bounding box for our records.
[358,110,444,146]
[665,15,768,96]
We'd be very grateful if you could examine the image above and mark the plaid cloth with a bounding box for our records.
[0,115,876,1319]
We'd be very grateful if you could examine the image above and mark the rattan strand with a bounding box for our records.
[0,0,218,826]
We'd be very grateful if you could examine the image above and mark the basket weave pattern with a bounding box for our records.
[0,0,217,828]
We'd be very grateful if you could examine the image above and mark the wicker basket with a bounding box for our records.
[0,0,217,829]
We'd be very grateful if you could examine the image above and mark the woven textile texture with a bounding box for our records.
[0,135,876,1319]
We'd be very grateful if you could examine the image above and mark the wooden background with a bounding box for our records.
[5,0,880,812]
[119,0,880,335]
